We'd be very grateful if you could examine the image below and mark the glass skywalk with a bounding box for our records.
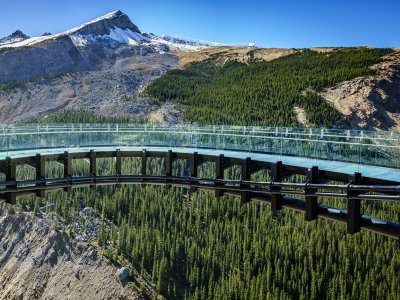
[0,124,399,181]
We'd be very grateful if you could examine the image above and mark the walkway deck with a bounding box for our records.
[2,146,400,183]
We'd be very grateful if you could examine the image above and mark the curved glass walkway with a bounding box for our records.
[1,124,399,182]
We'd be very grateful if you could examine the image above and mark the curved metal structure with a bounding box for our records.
[0,124,399,241]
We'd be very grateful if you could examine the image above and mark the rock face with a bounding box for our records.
[0,213,142,299]
[0,36,91,83]
[74,10,140,36]
[319,50,400,131]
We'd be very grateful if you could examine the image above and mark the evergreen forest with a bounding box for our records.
[145,48,391,127]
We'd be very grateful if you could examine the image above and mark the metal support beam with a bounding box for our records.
[165,150,173,188]
[4,157,16,204]
[347,172,362,234]
[271,161,283,215]
[190,152,199,193]
[35,153,46,198]
[215,154,225,198]
[90,150,96,189]
[63,151,72,193]
[141,149,147,186]
[305,166,319,221]
[241,157,252,204]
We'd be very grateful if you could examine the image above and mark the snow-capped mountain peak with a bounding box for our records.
[0,10,146,49]
[0,30,30,46]
[0,10,219,51]
[66,10,140,37]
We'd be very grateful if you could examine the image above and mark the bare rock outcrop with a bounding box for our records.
[0,213,143,299]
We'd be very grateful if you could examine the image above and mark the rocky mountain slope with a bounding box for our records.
[319,49,400,130]
[0,10,214,84]
[0,212,153,299]
[0,10,213,123]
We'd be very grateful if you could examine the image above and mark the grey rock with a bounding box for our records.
[0,242,15,264]
[81,207,94,217]
[15,243,30,260]
[45,248,58,264]
[74,266,81,279]
[86,246,97,261]
[75,235,88,242]
[116,266,130,282]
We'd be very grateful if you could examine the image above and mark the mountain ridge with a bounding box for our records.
[0,10,219,51]
[0,30,30,46]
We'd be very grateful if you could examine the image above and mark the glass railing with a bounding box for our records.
[0,124,399,169]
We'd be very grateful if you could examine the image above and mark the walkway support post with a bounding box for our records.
[271,161,283,215]
[141,149,147,186]
[90,150,96,189]
[116,149,121,187]
[241,157,252,204]
[190,152,199,193]
[305,166,319,221]
[63,151,72,193]
[35,153,46,198]
[5,157,16,204]
[215,154,225,198]
[347,172,362,234]
[165,150,173,189]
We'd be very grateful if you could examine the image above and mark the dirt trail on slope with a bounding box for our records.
[0,213,144,300]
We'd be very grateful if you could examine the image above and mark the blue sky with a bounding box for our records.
[0,0,399,48]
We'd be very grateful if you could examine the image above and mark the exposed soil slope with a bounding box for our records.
[174,46,294,67]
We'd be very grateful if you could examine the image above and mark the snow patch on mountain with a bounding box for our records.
[144,33,221,51]
[0,35,53,48]
[106,28,148,45]
[68,28,149,48]
[154,34,221,47]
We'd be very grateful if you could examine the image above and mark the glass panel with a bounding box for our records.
[0,124,398,170]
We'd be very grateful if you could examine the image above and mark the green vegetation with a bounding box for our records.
[27,109,143,124]
[0,73,70,92]
[4,156,399,300]
[145,48,391,127]
[0,80,25,92]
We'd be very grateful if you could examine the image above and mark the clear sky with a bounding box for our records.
[0,0,399,48]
